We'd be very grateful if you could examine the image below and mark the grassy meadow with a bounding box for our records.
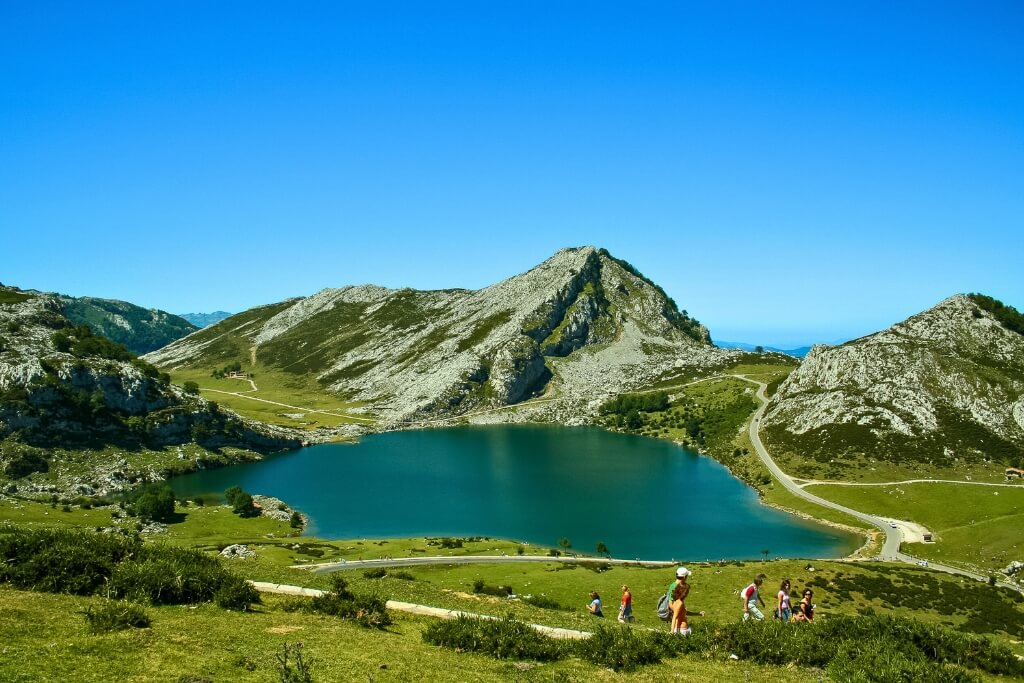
[2,493,1023,681]
[804,482,1024,574]
[169,366,373,430]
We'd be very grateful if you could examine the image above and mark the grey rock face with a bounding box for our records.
[762,294,1024,469]
[147,247,733,423]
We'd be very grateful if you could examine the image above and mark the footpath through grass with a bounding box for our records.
[169,366,372,430]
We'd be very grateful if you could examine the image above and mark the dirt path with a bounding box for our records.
[250,581,592,640]
[200,387,376,423]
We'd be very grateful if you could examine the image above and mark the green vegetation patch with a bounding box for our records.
[457,311,513,352]
[969,293,1024,336]
[0,289,32,305]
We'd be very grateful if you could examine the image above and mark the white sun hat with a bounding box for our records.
[676,566,691,578]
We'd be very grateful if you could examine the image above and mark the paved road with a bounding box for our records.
[295,554,675,573]
[734,375,1020,592]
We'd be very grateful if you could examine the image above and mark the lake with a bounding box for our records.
[169,425,860,560]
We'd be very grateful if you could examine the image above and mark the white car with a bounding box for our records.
[917,560,929,567]
[889,522,898,528]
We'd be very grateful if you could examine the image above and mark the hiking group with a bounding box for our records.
[744,573,815,624]
[635,568,817,633]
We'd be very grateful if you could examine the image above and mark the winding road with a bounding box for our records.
[735,374,1021,592]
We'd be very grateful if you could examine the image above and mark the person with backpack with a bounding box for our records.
[741,573,767,621]
[666,566,704,635]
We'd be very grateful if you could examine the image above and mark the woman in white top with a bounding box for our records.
[776,579,792,622]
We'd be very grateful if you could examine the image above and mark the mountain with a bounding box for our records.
[761,294,1024,478]
[0,285,299,494]
[716,341,813,358]
[147,247,732,423]
[54,294,197,355]
[178,311,233,328]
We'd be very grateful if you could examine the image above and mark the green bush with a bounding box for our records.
[574,624,675,672]
[214,574,261,611]
[826,637,977,683]
[297,576,391,629]
[472,578,513,597]
[0,528,140,595]
[83,600,151,633]
[363,568,387,579]
[422,615,566,662]
[522,594,564,610]
[3,450,49,478]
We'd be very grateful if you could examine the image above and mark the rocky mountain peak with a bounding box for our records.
[762,293,1024,477]
[147,247,725,422]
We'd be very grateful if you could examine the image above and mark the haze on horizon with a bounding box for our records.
[2,3,1021,349]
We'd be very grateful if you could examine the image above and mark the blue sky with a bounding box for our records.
[2,2,1021,346]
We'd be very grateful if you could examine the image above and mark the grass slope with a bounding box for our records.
[2,496,1023,681]
[805,482,1024,574]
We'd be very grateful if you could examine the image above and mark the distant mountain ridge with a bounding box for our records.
[178,311,233,328]
[147,247,732,423]
[716,341,813,358]
[761,293,1024,478]
[57,295,197,355]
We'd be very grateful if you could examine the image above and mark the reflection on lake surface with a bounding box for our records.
[170,425,860,560]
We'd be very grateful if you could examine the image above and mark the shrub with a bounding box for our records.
[214,574,262,611]
[422,615,566,662]
[298,576,391,629]
[0,528,140,595]
[575,624,675,672]
[83,600,151,633]
[390,570,415,581]
[472,579,513,597]
[276,642,313,683]
[522,594,563,610]
[3,450,49,478]
[107,544,259,610]
[363,568,387,579]
[827,637,977,683]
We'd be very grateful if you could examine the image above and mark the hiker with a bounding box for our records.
[618,585,634,623]
[775,579,792,622]
[741,573,767,621]
[792,588,815,623]
[668,566,705,635]
[587,591,604,617]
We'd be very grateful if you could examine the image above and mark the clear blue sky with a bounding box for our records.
[3,2,1021,346]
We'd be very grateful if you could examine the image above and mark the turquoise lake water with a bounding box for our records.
[169,425,859,560]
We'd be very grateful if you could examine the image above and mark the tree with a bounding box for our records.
[754,345,764,353]
[135,484,176,522]
[224,486,244,506]
[596,541,610,558]
[232,491,257,517]
[558,537,572,553]
[182,381,200,395]
[289,510,304,529]
[761,548,770,562]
